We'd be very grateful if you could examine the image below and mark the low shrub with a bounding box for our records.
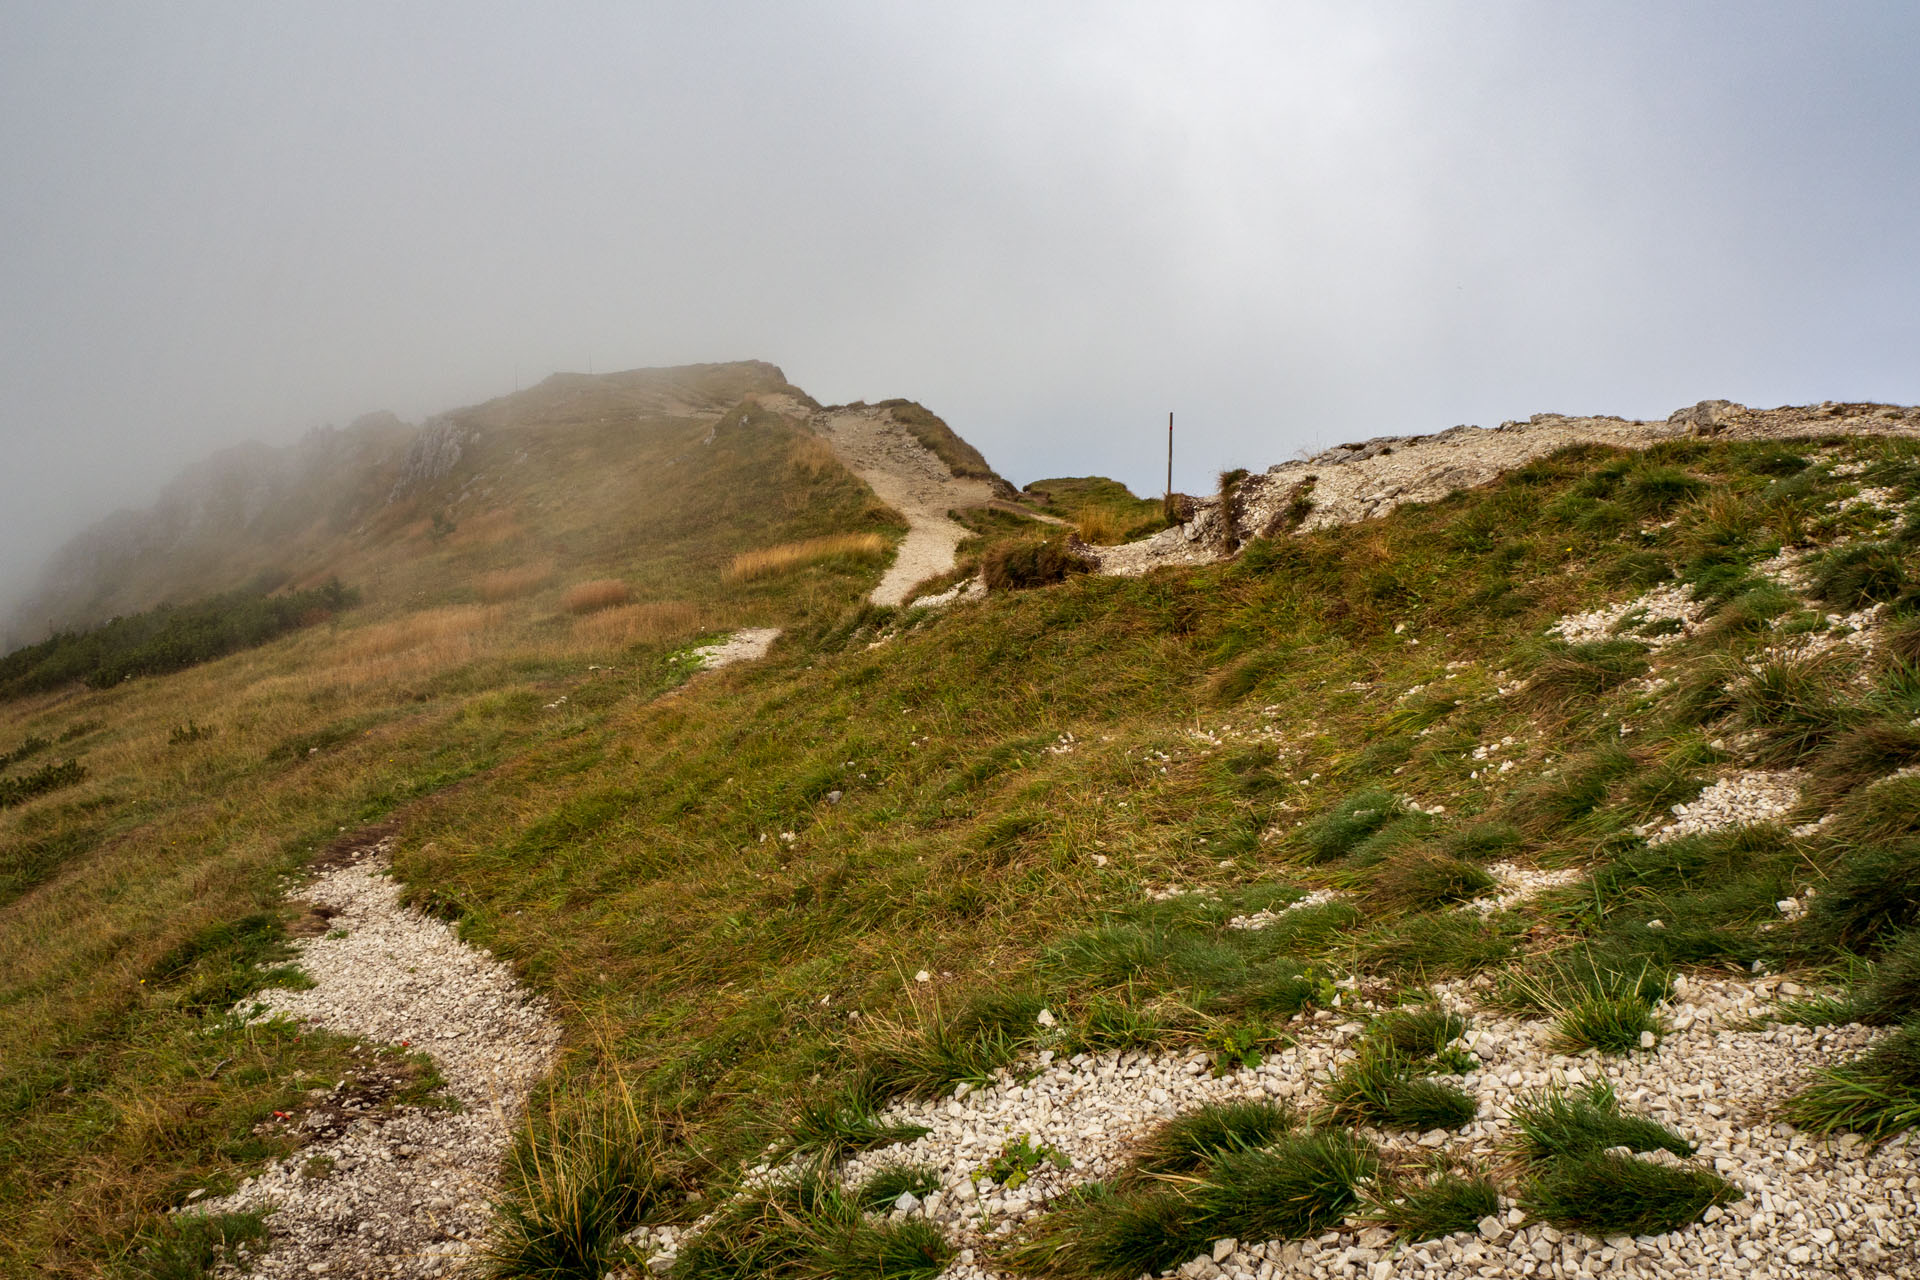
[0,578,357,700]
[168,720,216,746]
[0,758,86,809]
[981,540,1093,591]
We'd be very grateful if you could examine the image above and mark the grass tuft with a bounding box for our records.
[1552,994,1662,1055]
[1782,1019,1920,1141]
[1126,1099,1295,1179]
[1370,1166,1500,1243]
[670,1173,950,1280]
[1198,1131,1378,1241]
[479,1090,667,1280]
[1523,1152,1740,1237]
[1509,1081,1693,1164]
[853,1166,942,1213]
[561,579,633,614]
[726,534,892,583]
[1321,1052,1478,1131]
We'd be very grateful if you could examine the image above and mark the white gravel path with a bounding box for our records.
[193,836,560,1278]
[810,405,1001,606]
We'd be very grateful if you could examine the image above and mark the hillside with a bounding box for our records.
[3,387,1920,1280]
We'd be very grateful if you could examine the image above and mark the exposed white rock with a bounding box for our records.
[693,627,782,670]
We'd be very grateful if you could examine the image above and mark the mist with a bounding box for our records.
[4,2,1918,616]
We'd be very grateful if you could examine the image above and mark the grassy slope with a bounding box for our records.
[0,387,899,1275]
[5,428,1919,1275]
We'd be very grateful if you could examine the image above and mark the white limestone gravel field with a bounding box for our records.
[812,974,1919,1280]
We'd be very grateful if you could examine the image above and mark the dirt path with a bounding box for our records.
[808,405,1000,606]
[193,834,559,1278]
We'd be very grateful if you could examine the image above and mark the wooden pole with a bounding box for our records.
[1165,411,1174,520]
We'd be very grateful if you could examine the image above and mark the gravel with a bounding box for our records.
[693,627,782,670]
[1643,770,1805,845]
[193,836,560,1278]
[1547,584,1709,649]
[805,972,1918,1280]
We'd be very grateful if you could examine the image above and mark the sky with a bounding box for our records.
[3,2,1918,609]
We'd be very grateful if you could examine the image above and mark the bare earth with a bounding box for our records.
[808,405,1000,605]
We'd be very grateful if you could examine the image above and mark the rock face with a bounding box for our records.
[388,419,477,502]
[1668,399,1747,436]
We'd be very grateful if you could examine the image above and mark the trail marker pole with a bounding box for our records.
[1165,411,1174,520]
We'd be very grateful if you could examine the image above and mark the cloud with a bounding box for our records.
[1,1,1916,608]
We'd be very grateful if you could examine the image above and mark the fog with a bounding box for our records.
[4,2,1918,613]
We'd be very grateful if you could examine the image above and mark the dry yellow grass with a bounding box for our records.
[476,561,555,602]
[1075,507,1132,545]
[447,507,525,548]
[569,601,705,649]
[787,434,842,479]
[563,579,633,614]
[340,606,504,659]
[725,532,889,582]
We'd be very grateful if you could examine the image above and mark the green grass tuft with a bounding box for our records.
[1523,1151,1740,1237]
[1509,1081,1693,1164]
[1552,994,1662,1055]
[854,1166,942,1213]
[480,1093,667,1280]
[1321,1052,1478,1131]
[1370,1167,1500,1243]
[1783,1020,1920,1141]
[670,1173,950,1280]
[1126,1099,1295,1178]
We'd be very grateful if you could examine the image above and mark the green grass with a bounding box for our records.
[1003,1128,1375,1278]
[853,1166,941,1213]
[479,1092,666,1280]
[1125,1099,1295,1178]
[1369,1166,1500,1243]
[1509,1082,1694,1164]
[7,426,1914,1272]
[1321,1052,1478,1131]
[1523,1151,1741,1237]
[1782,1020,1920,1140]
[112,1211,267,1280]
[669,1173,950,1280]
[1552,994,1663,1054]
